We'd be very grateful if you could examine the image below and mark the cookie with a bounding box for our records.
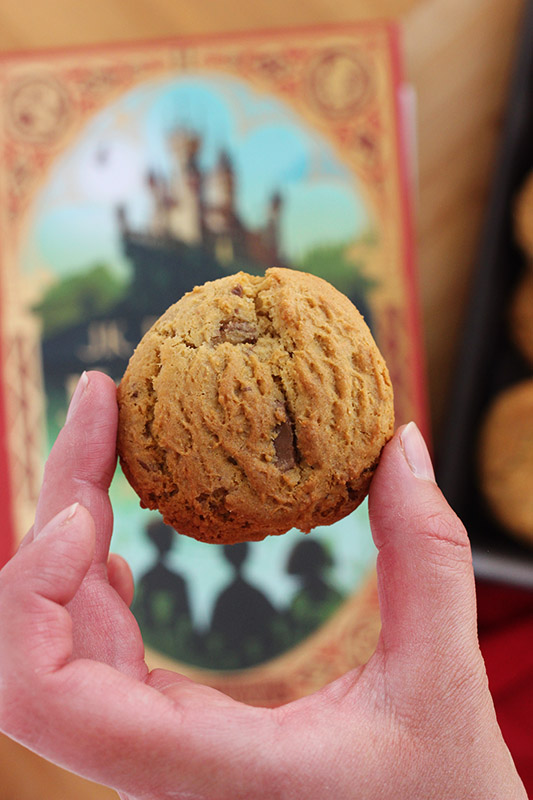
[514,170,533,260]
[478,379,533,546]
[117,268,394,544]
[509,270,533,367]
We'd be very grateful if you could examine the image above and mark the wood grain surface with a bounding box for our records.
[0,0,525,797]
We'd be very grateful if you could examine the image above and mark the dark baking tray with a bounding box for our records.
[436,0,533,587]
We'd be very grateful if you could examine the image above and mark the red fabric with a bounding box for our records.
[477,579,533,794]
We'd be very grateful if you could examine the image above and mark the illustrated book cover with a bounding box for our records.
[0,22,427,705]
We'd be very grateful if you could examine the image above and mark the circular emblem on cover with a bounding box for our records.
[308,48,372,118]
[7,75,71,144]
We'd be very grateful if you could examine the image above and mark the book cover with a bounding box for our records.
[0,23,427,705]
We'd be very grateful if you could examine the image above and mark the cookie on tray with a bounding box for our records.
[478,379,533,546]
[117,267,394,544]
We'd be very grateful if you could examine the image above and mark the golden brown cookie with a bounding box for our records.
[478,379,533,546]
[514,171,533,260]
[117,267,394,544]
[509,270,533,367]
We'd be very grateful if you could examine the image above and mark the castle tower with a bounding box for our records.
[212,150,235,216]
[264,191,283,262]
[170,128,201,168]
[146,170,172,237]
[167,129,204,245]
[205,149,236,235]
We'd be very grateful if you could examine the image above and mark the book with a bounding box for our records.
[0,22,427,705]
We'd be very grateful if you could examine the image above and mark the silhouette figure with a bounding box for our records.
[208,543,280,668]
[287,539,343,642]
[135,520,191,632]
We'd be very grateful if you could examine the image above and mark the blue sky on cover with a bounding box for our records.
[21,73,373,279]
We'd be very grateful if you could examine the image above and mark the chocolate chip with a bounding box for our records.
[231,284,243,296]
[214,320,258,345]
[274,419,296,471]
[346,482,363,502]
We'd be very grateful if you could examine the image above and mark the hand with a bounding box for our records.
[0,371,527,800]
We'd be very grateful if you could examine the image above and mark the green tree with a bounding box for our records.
[33,263,126,338]
[296,242,376,298]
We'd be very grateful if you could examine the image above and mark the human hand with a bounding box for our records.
[0,371,527,799]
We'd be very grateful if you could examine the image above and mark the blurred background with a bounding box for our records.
[1,0,532,797]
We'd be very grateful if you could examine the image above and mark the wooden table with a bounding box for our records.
[0,0,525,797]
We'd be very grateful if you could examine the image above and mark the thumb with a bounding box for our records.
[368,423,479,674]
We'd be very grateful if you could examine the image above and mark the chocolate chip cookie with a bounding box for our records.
[117,268,394,544]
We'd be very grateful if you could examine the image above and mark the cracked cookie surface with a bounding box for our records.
[117,267,394,543]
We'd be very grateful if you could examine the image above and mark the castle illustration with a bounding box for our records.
[38,129,288,406]
[118,128,284,269]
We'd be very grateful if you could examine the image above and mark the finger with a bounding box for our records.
[146,668,246,709]
[0,517,297,799]
[30,371,146,677]
[107,553,135,607]
[33,371,118,566]
[1,511,275,796]
[0,503,95,677]
[368,423,480,676]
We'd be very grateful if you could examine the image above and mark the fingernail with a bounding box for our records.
[400,421,435,482]
[40,503,80,537]
[66,372,89,422]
